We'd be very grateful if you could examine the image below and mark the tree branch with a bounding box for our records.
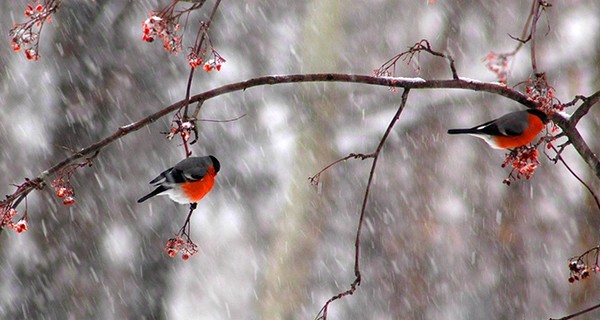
[529,0,541,75]
[2,73,599,223]
[570,90,600,125]
[316,88,410,320]
[182,0,221,117]
[548,145,600,212]
[550,301,600,320]
[550,112,600,182]
[308,153,375,187]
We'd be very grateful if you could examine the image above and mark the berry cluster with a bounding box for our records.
[9,1,59,61]
[49,157,96,207]
[165,235,199,260]
[484,52,510,84]
[0,178,42,234]
[142,3,226,72]
[1,207,29,233]
[185,20,226,72]
[567,246,600,283]
[164,115,199,157]
[142,15,182,54]
[502,145,540,185]
[166,120,194,142]
[524,75,563,115]
[51,178,76,206]
[200,56,224,72]
[568,258,599,283]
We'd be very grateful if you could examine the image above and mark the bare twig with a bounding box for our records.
[528,0,553,75]
[316,89,410,320]
[547,145,600,212]
[506,0,536,56]
[570,90,600,125]
[550,301,600,320]
[375,40,458,80]
[563,95,586,109]
[549,111,600,181]
[178,202,198,237]
[308,153,375,186]
[507,33,532,44]
[530,0,541,75]
[197,113,247,123]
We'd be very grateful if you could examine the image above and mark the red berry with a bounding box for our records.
[14,220,28,233]
[182,254,189,260]
[142,34,154,42]
[56,187,68,198]
[63,196,75,206]
[11,42,21,52]
[24,49,37,61]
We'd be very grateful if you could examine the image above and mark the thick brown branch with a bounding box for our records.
[3,73,598,212]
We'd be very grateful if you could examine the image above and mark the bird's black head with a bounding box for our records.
[527,108,549,124]
[209,155,220,173]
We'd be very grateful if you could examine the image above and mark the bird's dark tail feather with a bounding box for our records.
[137,186,168,203]
[447,128,478,135]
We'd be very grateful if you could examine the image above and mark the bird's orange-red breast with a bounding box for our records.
[447,109,548,149]
[180,165,217,203]
[137,155,220,204]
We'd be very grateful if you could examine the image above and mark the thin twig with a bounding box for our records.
[375,40,458,80]
[530,0,541,75]
[196,113,247,123]
[570,90,600,125]
[178,202,197,236]
[507,33,531,44]
[549,145,600,212]
[308,153,375,186]
[183,0,222,117]
[550,301,600,320]
[507,0,536,56]
[316,88,410,320]
[549,111,600,182]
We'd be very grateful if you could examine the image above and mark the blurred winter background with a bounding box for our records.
[1,1,600,319]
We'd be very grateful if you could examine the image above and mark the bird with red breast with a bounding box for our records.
[447,109,549,149]
[138,155,220,204]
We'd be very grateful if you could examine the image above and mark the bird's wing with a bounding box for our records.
[493,111,529,136]
[475,111,529,137]
[149,167,173,184]
[171,156,212,182]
